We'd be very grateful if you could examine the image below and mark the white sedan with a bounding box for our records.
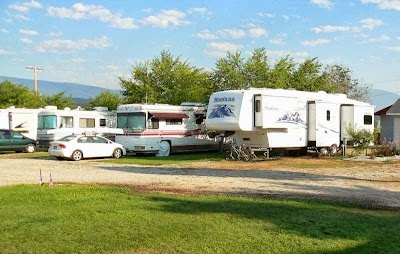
[48,134,126,161]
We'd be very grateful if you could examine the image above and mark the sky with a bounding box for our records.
[1,0,400,95]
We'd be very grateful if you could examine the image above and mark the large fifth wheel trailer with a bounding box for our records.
[206,88,375,155]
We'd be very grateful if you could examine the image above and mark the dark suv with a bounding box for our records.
[0,129,37,153]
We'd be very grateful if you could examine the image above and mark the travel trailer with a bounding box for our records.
[37,106,123,147]
[114,103,219,156]
[0,106,42,140]
[206,88,375,155]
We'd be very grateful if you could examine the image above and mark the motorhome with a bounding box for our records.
[114,103,219,156]
[37,106,123,147]
[206,88,375,155]
[0,106,42,140]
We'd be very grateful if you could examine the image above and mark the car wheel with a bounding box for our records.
[113,148,123,158]
[71,150,83,161]
[25,144,36,153]
[157,141,170,156]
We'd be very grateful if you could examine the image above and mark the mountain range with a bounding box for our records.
[1,76,399,111]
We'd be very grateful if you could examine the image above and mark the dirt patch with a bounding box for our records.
[0,156,399,210]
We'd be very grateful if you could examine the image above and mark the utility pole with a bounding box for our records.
[26,66,42,95]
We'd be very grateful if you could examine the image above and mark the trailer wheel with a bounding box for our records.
[318,147,329,156]
[157,141,170,156]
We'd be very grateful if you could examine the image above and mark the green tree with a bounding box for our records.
[243,48,270,88]
[290,57,331,92]
[119,50,213,105]
[266,56,295,89]
[212,51,247,90]
[41,92,75,109]
[324,64,370,102]
[88,90,123,110]
[0,80,41,108]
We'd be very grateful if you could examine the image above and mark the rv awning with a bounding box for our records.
[149,112,189,119]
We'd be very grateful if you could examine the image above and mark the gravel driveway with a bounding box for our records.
[1,157,399,210]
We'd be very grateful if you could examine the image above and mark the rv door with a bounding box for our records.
[254,95,262,127]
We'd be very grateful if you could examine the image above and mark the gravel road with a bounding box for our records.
[1,157,399,210]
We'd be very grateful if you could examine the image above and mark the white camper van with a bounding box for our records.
[0,106,41,140]
[114,103,219,156]
[37,106,123,147]
[206,88,375,155]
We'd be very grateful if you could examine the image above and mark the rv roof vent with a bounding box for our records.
[44,105,57,110]
[317,91,327,94]
[180,102,204,106]
[8,106,16,109]
[93,106,109,111]
[64,107,71,111]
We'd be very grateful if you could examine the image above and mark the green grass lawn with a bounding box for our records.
[1,185,399,254]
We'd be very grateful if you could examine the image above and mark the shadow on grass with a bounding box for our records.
[146,194,400,254]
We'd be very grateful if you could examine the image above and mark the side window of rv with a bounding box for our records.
[166,119,182,125]
[364,115,372,125]
[79,118,95,128]
[100,119,106,127]
[61,116,73,128]
[149,118,159,129]
[255,100,261,113]
[326,110,331,121]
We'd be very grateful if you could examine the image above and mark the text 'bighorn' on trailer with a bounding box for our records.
[114,103,219,156]
[37,106,123,147]
[205,88,374,156]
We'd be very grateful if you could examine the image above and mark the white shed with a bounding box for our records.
[375,99,400,142]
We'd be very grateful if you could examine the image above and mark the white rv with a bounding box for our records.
[206,88,375,155]
[37,106,123,147]
[0,106,42,140]
[114,103,219,156]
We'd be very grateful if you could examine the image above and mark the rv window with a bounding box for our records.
[364,115,372,125]
[166,119,182,125]
[61,116,73,128]
[117,112,146,129]
[79,118,95,128]
[255,100,261,113]
[149,118,159,129]
[100,118,106,127]
[38,115,58,129]
[326,110,331,121]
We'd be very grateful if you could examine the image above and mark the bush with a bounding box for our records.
[370,141,400,157]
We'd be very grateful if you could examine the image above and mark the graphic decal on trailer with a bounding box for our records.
[207,105,236,119]
[277,112,306,125]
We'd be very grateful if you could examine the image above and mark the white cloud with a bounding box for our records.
[204,42,242,57]
[360,18,384,30]
[19,29,38,35]
[282,15,289,22]
[218,28,246,39]
[366,34,391,42]
[194,29,218,40]
[1,28,9,33]
[386,46,400,52]
[141,10,190,28]
[9,0,42,12]
[47,3,138,29]
[20,37,33,43]
[269,38,285,45]
[310,0,333,9]
[258,12,274,18]
[302,38,331,47]
[188,8,209,14]
[361,0,400,11]
[71,58,85,63]
[49,31,62,37]
[248,28,268,38]
[36,36,111,53]
[312,25,351,33]
[266,50,309,58]
[0,49,14,55]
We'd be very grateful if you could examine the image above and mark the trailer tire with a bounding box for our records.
[157,141,170,156]
[329,144,338,155]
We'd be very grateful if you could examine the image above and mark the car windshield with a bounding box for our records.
[58,135,78,142]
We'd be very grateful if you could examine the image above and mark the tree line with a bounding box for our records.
[1,48,370,110]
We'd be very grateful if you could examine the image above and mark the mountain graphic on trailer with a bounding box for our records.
[208,105,236,119]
